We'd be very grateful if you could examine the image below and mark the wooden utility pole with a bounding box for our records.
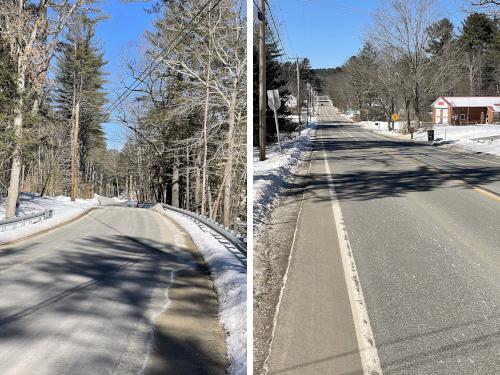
[306,82,310,126]
[296,59,301,129]
[258,0,266,161]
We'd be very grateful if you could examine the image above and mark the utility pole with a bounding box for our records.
[291,57,304,132]
[296,59,301,130]
[306,82,310,126]
[258,0,266,161]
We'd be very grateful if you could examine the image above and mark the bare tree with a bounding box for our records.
[370,0,438,131]
[0,0,91,217]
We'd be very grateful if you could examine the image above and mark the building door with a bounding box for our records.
[436,109,442,124]
[443,109,448,124]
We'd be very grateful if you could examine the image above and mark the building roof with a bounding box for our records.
[433,96,500,108]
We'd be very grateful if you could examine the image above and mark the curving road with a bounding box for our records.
[0,206,227,375]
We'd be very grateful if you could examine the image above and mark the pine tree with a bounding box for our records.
[54,13,108,197]
[459,13,498,94]
[426,18,454,56]
[253,37,291,143]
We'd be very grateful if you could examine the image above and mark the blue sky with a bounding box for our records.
[94,0,469,149]
[95,0,156,150]
[267,0,467,69]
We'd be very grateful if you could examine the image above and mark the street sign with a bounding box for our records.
[391,113,399,122]
[267,89,281,111]
[267,89,282,152]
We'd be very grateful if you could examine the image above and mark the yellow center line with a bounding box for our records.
[474,187,500,202]
[340,126,500,203]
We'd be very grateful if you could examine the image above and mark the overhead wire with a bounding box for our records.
[104,0,225,116]
[253,0,292,61]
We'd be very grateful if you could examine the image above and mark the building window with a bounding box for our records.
[460,114,466,120]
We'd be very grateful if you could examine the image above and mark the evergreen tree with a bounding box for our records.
[426,18,454,56]
[54,13,108,181]
[253,36,291,143]
[459,13,499,94]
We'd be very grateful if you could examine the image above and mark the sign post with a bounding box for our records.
[267,89,282,152]
[390,113,399,131]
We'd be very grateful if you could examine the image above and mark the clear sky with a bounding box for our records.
[95,0,156,150]
[94,0,469,149]
[266,0,467,69]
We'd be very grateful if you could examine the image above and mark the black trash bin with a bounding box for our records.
[427,129,434,141]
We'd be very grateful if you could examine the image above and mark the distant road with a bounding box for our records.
[267,97,500,374]
[0,206,227,375]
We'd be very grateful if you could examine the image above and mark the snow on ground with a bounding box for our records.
[152,205,246,375]
[359,121,500,157]
[0,193,99,245]
[253,122,317,233]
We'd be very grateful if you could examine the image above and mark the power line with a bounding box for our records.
[264,0,291,60]
[104,0,225,116]
[254,0,290,61]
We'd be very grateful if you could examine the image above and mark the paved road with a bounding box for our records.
[267,97,500,374]
[0,206,227,375]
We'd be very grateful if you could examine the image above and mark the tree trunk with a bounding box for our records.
[5,73,26,219]
[185,146,190,210]
[195,151,201,212]
[222,87,238,226]
[201,7,212,215]
[201,61,211,215]
[70,100,80,201]
[172,155,180,208]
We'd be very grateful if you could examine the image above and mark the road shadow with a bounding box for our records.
[0,234,227,374]
[279,124,500,202]
[270,313,500,374]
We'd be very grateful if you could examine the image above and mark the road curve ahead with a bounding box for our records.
[267,97,500,374]
[0,206,227,375]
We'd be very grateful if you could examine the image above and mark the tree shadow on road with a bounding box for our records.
[0,233,228,374]
[280,125,500,203]
[270,312,500,374]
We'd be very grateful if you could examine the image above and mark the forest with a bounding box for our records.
[0,0,246,229]
[317,0,500,130]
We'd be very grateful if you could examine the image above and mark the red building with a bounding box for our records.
[431,96,500,125]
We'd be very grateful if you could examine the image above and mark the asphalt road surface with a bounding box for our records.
[0,206,227,375]
[266,97,500,374]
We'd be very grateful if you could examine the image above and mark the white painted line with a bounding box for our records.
[321,127,383,375]
[261,128,317,375]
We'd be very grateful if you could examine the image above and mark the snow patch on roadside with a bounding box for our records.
[0,193,99,245]
[359,121,500,156]
[152,205,246,375]
[253,123,317,234]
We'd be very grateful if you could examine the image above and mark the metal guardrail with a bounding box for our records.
[160,203,247,256]
[0,209,54,232]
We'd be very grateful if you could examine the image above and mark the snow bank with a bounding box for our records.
[254,123,317,233]
[359,121,500,156]
[152,205,246,375]
[0,193,99,245]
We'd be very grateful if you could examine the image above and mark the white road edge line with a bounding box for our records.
[261,127,316,375]
[321,126,383,375]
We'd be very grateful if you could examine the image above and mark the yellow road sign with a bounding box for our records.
[391,113,399,122]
